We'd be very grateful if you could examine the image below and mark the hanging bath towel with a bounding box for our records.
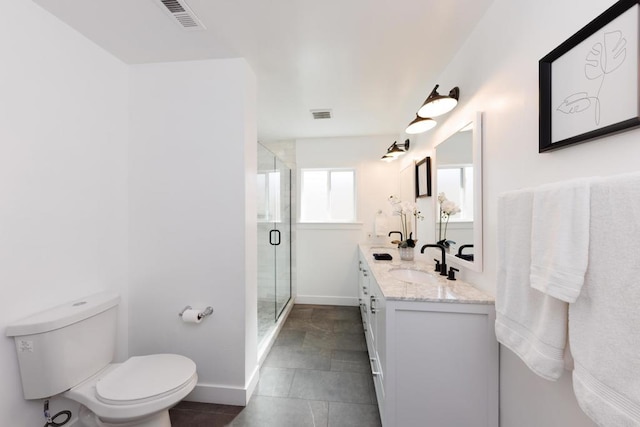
[495,188,568,381]
[570,173,640,425]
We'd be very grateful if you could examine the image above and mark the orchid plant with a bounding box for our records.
[388,195,424,248]
[437,192,460,249]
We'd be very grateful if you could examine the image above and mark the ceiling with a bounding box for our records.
[33,0,494,141]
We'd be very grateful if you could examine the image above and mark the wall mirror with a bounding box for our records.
[415,157,432,198]
[397,163,416,239]
[434,112,483,272]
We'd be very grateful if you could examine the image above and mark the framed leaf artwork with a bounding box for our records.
[539,0,640,152]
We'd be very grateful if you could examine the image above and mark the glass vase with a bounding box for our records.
[399,246,415,261]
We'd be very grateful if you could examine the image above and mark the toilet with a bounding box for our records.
[5,291,197,427]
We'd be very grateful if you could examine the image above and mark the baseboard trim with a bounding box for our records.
[245,364,259,404]
[295,295,359,306]
[185,364,259,407]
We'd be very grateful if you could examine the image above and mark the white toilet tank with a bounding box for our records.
[5,291,120,399]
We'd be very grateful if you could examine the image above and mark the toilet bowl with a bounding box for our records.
[5,292,198,427]
[65,354,197,426]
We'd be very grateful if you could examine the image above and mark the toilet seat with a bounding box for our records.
[64,354,198,423]
[97,354,196,405]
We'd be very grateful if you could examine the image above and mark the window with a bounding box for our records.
[300,169,356,222]
[437,165,474,221]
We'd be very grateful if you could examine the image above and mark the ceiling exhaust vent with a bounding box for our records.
[153,0,206,31]
[311,109,332,120]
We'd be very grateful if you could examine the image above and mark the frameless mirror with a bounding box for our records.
[434,112,483,272]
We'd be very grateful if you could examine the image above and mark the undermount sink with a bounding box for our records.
[389,268,438,285]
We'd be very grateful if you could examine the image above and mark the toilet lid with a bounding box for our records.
[96,354,196,404]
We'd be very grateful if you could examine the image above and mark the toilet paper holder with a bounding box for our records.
[179,305,214,320]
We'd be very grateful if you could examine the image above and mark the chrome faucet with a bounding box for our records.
[420,244,447,276]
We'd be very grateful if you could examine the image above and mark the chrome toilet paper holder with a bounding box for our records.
[178,305,214,320]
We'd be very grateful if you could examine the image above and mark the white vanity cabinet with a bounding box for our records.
[369,272,386,416]
[359,256,387,417]
[358,259,370,336]
[358,247,498,427]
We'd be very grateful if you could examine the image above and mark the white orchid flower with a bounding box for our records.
[386,196,423,247]
[400,201,416,215]
[441,200,461,215]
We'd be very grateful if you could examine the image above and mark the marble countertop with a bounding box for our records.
[359,244,494,304]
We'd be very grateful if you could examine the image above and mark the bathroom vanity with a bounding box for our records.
[358,244,498,427]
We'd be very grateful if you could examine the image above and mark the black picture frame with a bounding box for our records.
[539,0,640,152]
[415,157,431,198]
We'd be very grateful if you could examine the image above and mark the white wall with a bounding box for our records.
[409,0,633,425]
[295,136,401,305]
[128,59,258,405]
[0,1,129,424]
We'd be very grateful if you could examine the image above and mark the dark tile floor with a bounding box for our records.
[170,304,382,427]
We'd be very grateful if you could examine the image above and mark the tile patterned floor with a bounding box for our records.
[170,304,382,427]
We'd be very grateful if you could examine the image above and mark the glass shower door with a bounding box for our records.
[257,144,291,347]
[257,145,276,344]
[274,157,291,319]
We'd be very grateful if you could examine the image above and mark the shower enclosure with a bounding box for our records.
[257,144,292,349]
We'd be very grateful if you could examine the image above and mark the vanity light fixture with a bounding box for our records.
[405,115,437,134]
[381,139,410,161]
[417,84,460,118]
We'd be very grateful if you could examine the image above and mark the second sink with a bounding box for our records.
[389,268,437,284]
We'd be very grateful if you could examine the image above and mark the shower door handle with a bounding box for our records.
[269,229,281,246]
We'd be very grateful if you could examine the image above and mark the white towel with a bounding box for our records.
[570,173,640,425]
[374,213,389,237]
[495,188,568,381]
[530,179,591,303]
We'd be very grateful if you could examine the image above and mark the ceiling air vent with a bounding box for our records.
[154,0,206,31]
[311,109,332,120]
